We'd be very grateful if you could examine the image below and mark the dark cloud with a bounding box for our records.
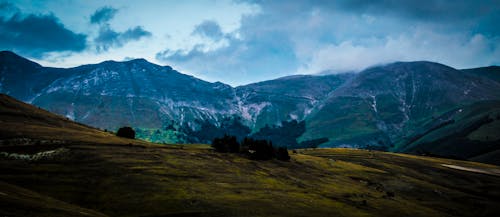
[94,24,151,51]
[122,26,152,41]
[0,11,86,57]
[331,0,500,22]
[0,1,17,13]
[89,6,152,51]
[90,6,118,24]
[192,20,224,41]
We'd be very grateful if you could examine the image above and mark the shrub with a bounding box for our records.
[117,127,135,139]
[276,147,290,161]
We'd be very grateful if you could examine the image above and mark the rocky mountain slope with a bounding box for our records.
[1,51,500,152]
[301,62,500,148]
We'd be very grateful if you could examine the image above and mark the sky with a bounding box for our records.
[0,0,499,86]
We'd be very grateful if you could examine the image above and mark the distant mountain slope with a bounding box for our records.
[0,51,354,143]
[396,100,500,165]
[0,51,67,102]
[462,66,500,83]
[301,62,500,148]
[1,51,500,152]
[31,59,238,130]
[235,74,353,130]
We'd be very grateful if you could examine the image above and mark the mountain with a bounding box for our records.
[396,100,500,165]
[1,51,500,156]
[0,51,241,142]
[300,61,500,148]
[0,51,66,102]
[27,58,238,130]
[462,66,500,83]
[0,51,353,143]
[235,74,353,130]
[1,93,500,217]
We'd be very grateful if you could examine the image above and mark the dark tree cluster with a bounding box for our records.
[212,136,290,161]
[182,117,251,144]
[117,126,135,139]
[251,120,306,148]
[212,135,240,153]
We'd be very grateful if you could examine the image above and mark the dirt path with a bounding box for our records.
[441,164,500,176]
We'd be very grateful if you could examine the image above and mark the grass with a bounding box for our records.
[2,145,500,217]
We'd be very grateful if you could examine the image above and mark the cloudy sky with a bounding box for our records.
[1,0,499,86]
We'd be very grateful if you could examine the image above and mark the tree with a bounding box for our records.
[248,139,275,160]
[117,127,135,139]
[211,135,239,153]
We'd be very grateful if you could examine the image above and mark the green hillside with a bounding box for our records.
[396,101,500,165]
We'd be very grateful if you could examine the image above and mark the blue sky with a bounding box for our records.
[1,0,499,86]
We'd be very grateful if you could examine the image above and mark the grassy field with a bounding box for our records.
[2,144,500,217]
[1,94,500,217]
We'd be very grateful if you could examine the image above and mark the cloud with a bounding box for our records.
[156,29,299,85]
[331,0,500,22]
[192,20,224,41]
[89,6,151,51]
[94,24,151,51]
[299,30,500,74]
[122,26,152,41]
[155,0,499,85]
[90,6,117,24]
[0,9,86,57]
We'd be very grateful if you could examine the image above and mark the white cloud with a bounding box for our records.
[298,28,500,74]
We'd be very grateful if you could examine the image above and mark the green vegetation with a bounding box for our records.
[135,127,188,144]
[300,96,386,147]
[396,101,500,165]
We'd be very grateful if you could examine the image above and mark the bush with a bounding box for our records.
[117,127,135,139]
[276,147,290,161]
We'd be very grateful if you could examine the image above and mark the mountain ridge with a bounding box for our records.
[1,51,500,155]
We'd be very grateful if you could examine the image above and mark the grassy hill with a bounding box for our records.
[396,101,500,165]
[1,94,500,217]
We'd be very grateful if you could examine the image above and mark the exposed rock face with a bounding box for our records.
[2,51,500,149]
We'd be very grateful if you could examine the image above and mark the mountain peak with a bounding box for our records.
[385,61,453,69]
[126,58,150,64]
[0,50,18,57]
[0,50,41,68]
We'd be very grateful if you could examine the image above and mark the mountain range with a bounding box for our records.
[1,50,500,163]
